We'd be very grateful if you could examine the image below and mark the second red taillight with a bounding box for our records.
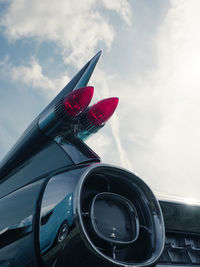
[78,97,119,140]
[87,97,119,126]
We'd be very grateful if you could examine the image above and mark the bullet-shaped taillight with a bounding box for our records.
[63,86,94,117]
[78,97,119,141]
[87,97,119,126]
[38,86,94,138]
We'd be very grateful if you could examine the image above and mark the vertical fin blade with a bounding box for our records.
[73,50,102,90]
[41,51,102,116]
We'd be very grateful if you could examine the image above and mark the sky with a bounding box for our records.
[0,0,200,200]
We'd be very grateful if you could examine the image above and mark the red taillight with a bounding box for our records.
[87,97,119,126]
[63,86,94,117]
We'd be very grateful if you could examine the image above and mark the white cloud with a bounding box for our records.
[11,58,55,95]
[0,56,70,97]
[111,113,133,170]
[0,0,131,66]
[122,0,200,198]
[149,0,200,196]
[101,0,132,26]
[86,133,112,158]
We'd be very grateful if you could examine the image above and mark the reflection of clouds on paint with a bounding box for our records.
[41,204,55,216]
[18,215,33,227]
[0,214,33,235]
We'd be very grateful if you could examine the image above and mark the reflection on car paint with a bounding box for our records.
[0,215,33,249]
[40,193,73,254]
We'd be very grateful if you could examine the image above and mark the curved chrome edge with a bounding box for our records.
[156,193,200,207]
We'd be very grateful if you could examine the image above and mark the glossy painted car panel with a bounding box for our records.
[0,139,73,199]
[39,165,89,265]
[0,179,45,266]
